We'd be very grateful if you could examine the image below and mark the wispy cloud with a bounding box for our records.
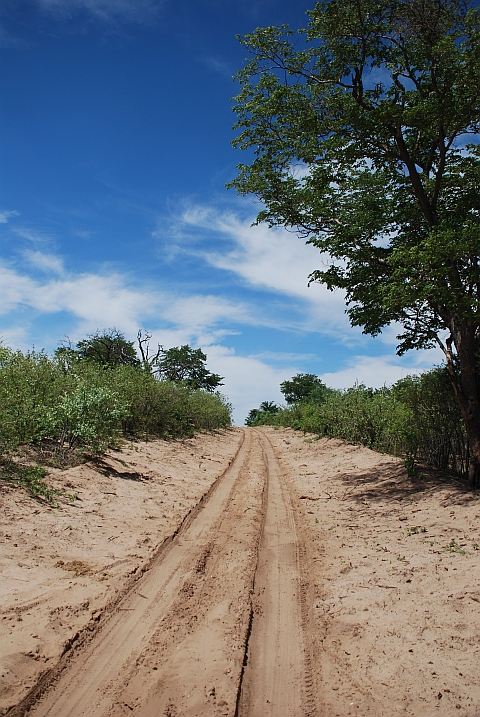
[167,203,350,334]
[12,226,53,245]
[23,250,65,275]
[0,264,157,337]
[199,56,233,78]
[320,351,443,390]
[0,262,262,346]
[0,210,19,224]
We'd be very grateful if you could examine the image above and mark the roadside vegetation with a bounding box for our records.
[230,0,480,486]
[246,369,470,479]
[0,330,231,502]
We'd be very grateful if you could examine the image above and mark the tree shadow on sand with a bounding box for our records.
[88,456,150,482]
[337,461,480,508]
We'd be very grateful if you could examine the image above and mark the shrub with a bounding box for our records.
[249,367,469,477]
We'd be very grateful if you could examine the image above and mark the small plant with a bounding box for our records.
[407,526,427,536]
[397,555,406,561]
[404,455,417,477]
[472,543,479,551]
[446,539,466,555]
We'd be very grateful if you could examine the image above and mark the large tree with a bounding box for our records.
[73,329,139,368]
[280,373,329,405]
[230,0,480,485]
[155,345,224,392]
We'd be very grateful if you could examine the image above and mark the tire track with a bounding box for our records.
[236,430,316,717]
[26,429,260,717]
[14,428,316,717]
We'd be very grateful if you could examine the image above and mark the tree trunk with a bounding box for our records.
[446,326,480,488]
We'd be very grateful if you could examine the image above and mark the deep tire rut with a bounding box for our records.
[19,429,315,717]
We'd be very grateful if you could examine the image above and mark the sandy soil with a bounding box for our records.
[264,426,480,716]
[0,429,244,715]
[1,425,480,716]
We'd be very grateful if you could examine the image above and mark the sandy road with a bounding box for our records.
[18,429,313,717]
[236,433,315,717]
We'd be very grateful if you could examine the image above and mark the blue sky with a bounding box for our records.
[0,0,442,423]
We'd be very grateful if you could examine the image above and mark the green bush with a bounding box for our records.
[0,349,68,450]
[111,366,231,439]
[48,383,128,452]
[0,343,232,458]
[251,368,468,477]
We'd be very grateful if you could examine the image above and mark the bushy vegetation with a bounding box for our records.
[247,368,469,478]
[0,332,232,496]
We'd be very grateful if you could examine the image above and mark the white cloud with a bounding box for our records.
[166,294,253,332]
[0,265,158,337]
[0,210,19,224]
[24,250,64,275]
[169,204,350,334]
[12,226,52,245]
[0,326,30,351]
[0,263,264,349]
[249,351,316,362]
[320,351,442,390]
[204,345,296,425]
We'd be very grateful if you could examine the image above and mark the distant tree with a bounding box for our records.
[230,0,480,486]
[74,329,139,368]
[280,374,328,405]
[245,400,279,426]
[155,345,224,392]
[136,329,163,372]
[245,408,261,426]
[260,400,279,413]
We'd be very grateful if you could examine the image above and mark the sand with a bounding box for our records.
[1,425,480,716]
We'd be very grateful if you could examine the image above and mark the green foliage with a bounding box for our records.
[280,373,329,405]
[230,0,480,484]
[48,383,128,452]
[155,345,224,392]
[249,367,469,477]
[406,526,427,536]
[260,401,279,412]
[446,539,467,555]
[60,328,140,368]
[0,339,232,477]
[245,401,279,426]
[0,348,68,450]
[113,365,231,439]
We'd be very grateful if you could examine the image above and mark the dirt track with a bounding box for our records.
[15,429,313,716]
[2,426,480,716]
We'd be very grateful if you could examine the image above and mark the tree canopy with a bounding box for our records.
[56,329,140,369]
[245,401,279,426]
[280,373,329,405]
[230,0,480,485]
[155,345,224,392]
